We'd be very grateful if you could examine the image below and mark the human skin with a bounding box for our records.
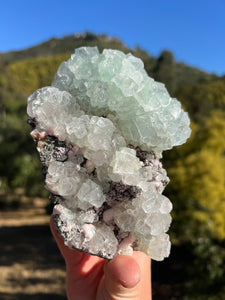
[50,216,152,300]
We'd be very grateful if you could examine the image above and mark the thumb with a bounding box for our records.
[99,253,151,300]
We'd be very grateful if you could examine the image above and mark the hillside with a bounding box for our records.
[0,32,218,92]
[0,33,130,65]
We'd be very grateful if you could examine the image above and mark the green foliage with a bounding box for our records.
[7,54,70,94]
[174,62,218,92]
[165,111,225,239]
[167,148,225,239]
[163,110,225,295]
[0,69,45,197]
[187,238,225,297]
[175,78,225,121]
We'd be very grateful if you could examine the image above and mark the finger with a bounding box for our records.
[98,252,151,299]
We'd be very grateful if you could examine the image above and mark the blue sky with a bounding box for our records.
[1,0,224,75]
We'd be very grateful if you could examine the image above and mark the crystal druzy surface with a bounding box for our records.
[27,47,191,261]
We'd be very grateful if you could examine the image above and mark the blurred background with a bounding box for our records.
[0,1,225,299]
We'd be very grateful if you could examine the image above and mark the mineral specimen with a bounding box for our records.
[27,47,191,261]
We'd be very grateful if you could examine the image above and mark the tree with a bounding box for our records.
[153,50,175,93]
[164,110,225,294]
[175,79,225,122]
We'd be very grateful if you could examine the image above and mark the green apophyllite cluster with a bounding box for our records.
[52,47,191,151]
[27,47,191,261]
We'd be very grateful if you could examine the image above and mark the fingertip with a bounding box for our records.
[106,255,141,288]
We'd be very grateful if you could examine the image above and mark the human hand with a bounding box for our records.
[50,216,151,300]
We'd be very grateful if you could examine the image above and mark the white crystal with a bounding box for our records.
[158,195,173,214]
[145,213,172,236]
[77,179,105,209]
[88,223,119,258]
[58,177,80,197]
[110,147,141,177]
[114,208,136,232]
[146,233,171,261]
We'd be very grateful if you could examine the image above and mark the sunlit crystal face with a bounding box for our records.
[27,47,191,261]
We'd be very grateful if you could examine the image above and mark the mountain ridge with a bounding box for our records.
[0,32,219,93]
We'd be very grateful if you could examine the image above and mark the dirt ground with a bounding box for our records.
[0,198,186,300]
[0,198,66,300]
